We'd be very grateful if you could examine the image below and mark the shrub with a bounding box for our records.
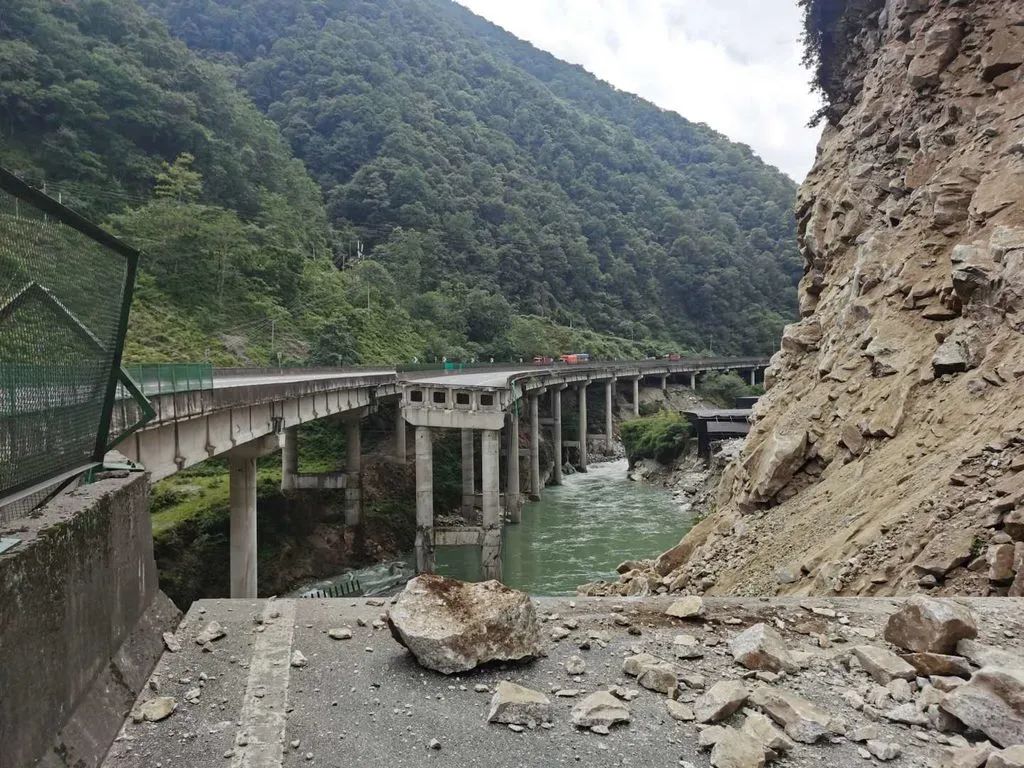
[638,401,663,417]
[620,412,692,466]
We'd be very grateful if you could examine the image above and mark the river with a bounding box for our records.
[293,459,693,597]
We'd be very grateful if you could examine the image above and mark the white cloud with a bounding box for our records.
[454,0,822,181]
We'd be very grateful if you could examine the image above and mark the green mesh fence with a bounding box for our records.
[0,169,144,519]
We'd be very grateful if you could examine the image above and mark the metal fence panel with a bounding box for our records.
[0,169,142,515]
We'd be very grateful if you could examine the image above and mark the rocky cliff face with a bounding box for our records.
[661,0,1024,599]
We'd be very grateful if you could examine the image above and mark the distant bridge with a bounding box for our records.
[112,357,768,596]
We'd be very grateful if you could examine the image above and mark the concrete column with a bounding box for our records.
[690,372,697,390]
[480,428,502,581]
[506,410,521,522]
[604,378,615,451]
[414,426,434,573]
[632,377,640,418]
[660,374,668,392]
[229,452,258,598]
[461,428,475,514]
[551,387,563,486]
[749,369,757,386]
[529,393,541,500]
[281,426,298,492]
[577,382,588,472]
[395,407,407,463]
[344,416,361,527]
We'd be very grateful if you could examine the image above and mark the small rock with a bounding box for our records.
[637,662,678,695]
[882,702,929,726]
[195,621,226,645]
[741,710,794,758]
[486,681,551,727]
[328,627,352,640]
[866,740,901,761]
[989,746,1024,768]
[428,738,442,750]
[749,685,836,744]
[132,697,176,723]
[622,653,660,677]
[709,726,766,768]
[901,652,971,678]
[730,623,797,673]
[666,596,705,619]
[162,632,181,653]
[570,690,631,729]
[673,634,704,659]
[290,650,308,668]
[666,699,695,721]
[852,645,917,684]
[695,680,748,723]
[565,655,586,676]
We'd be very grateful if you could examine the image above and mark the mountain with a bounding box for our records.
[2,0,801,363]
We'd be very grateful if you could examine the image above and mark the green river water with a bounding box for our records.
[295,458,693,597]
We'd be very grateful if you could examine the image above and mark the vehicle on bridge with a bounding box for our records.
[560,353,590,364]
[532,355,554,365]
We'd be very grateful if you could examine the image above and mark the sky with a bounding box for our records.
[455,0,822,182]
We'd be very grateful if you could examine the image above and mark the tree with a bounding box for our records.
[309,317,361,366]
[154,153,204,202]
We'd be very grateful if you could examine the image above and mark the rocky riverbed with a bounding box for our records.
[106,590,1024,767]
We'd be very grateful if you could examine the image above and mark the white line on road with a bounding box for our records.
[232,599,296,768]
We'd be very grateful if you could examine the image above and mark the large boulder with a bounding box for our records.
[739,429,809,505]
[387,575,543,674]
[940,667,1024,748]
[883,596,977,654]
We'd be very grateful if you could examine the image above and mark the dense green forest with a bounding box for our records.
[1,0,801,364]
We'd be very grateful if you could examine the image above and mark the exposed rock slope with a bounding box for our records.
[657,0,1024,598]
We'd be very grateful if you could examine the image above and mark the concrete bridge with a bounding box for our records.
[111,357,767,597]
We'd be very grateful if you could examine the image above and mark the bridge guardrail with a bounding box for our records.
[120,363,214,397]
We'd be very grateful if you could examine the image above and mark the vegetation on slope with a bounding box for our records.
[620,412,692,466]
[145,0,801,355]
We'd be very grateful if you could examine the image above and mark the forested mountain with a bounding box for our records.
[1,0,801,363]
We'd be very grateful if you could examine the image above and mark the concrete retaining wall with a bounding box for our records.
[0,473,180,768]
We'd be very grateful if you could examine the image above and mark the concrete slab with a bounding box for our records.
[103,596,1024,768]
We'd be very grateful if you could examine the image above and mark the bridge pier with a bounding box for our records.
[395,406,407,463]
[529,393,541,500]
[344,415,362,527]
[551,386,563,485]
[748,369,757,386]
[577,381,588,472]
[480,428,502,580]
[632,376,640,418]
[506,410,521,521]
[281,426,298,492]
[227,433,280,599]
[461,428,476,515]
[659,374,668,392]
[414,426,434,573]
[604,377,615,451]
